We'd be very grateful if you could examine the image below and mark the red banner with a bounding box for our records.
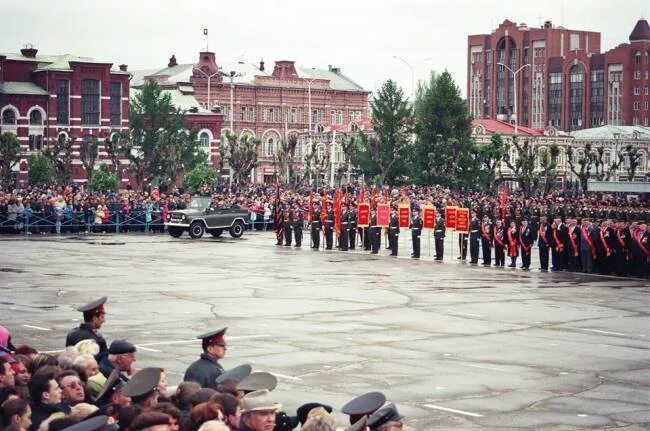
[455,208,470,234]
[445,206,457,230]
[377,204,390,227]
[334,189,342,237]
[423,206,436,229]
[357,203,370,227]
[398,205,410,229]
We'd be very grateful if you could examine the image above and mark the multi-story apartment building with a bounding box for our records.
[467,18,650,131]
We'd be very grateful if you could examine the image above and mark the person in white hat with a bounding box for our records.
[239,389,281,431]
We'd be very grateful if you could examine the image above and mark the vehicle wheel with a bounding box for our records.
[210,229,223,238]
[229,221,245,238]
[168,227,183,238]
[189,221,205,239]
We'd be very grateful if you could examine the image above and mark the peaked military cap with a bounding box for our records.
[77,297,107,313]
[108,340,136,355]
[94,369,124,406]
[61,415,108,431]
[297,402,334,425]
[236,371,278,392]
[197,327,227,346]
[122,367,161,398]
[215,363,252,384]
[342,392,386,424]
[367,403,404,430]
[345,416,368,431]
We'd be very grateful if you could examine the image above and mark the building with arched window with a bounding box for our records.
[467,18,650,131]
[0,45,130,185]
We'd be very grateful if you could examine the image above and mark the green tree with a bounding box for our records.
[476,134,507,191]
[91,164,118,192]
[335,135,361,186]
[127,80,205,187]
[79,137,99,191]
[567,143,596,193]
[0,132,22,188]
[275,134,298,184]
[219,132,260,184]
[303,141,331,186]
[183,164,218,193]
[364,79,412,185]
[27,152,52,185]
[43,135,74,185]
[412,71,473,184]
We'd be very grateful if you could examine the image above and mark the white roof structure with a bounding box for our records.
[130,88,213,115]
[0,81,49,96]
[0,52,127,74]
[571,125,650,140]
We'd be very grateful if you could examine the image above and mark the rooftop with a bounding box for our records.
[571,125,650,140]
[130,87,214,115]
[0,50,126,73]
[629,18,650,42]
[0,81,49,96]
[472,119,544,137]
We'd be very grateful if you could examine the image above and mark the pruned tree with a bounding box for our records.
[334,134,361,186]
[275,134,298,184]
[302,141,330,186]
[593,145,624,181]
[538,143,560,194]
[42,135,74,185]
[623,144,642,181]
[502,137,537,196]
[477,133,507,191]
[567,143,596,192]
[219,132,260,184]
[0,132,22,188]
[79,137,99,191]
[104,134,126,181]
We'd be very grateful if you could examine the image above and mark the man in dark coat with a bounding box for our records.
[469,210,481,264]
[324,203,334,250]
[388,206,399,256]
[348,203,357,250]
[310,203,321,249]
[537,215,550,271]
[65,297,108,361]
[519,218,533,270]
[28,369,70,431]
[340,204,349,252]
[292,206,303,248]
[410,208,422,258]
[184,328,227,390]
[434,212,445,260]
[480,215,493,266]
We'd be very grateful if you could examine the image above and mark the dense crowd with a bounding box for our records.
[0,298,395,431]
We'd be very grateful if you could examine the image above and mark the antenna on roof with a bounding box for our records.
[203,28,209,52]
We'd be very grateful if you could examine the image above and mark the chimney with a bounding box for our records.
[119,64,128,72]
[20,45,38,58]
[328,64,332,71]
[543,20,552,29]
[168,55,177,68]
[259,59,265,71]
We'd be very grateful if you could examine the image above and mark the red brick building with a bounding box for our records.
[467,18,650,132]
[0,46,130,184]
[132,52,370,183]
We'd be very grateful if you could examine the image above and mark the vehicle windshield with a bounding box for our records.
[188,197,212,209]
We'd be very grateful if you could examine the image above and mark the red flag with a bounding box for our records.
[321,188,327,227]
[501,186,509,219]
[274,184,283,243]
[334,189,342,237]
[308,191,313,223]
[371,186,376,210]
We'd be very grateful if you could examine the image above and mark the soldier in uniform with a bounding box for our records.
[293,205,303,247]
[341,391,386,425]
[348,203,357,250]
[324,203,335,250]
[469,210,481,264]
[506,220,519,268]
[434,212,445,260]
[615,220,632,276]
[550,217,567,271]
[580,219,597,274]
[493,218,506,267]
[537,215,550,271]
[310,203,321,249]
[388,206,399,257]
[480,215,493,266]
[183,328,227,389]
[519,218,533,270]
[370,207,380,254]
[275,204,284,246]
[66,297,108,361]
[410,207,423,258]
[340,204,349,252]
[282,205,293,247]
[567,218,581,271]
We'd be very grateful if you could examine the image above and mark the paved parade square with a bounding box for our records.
[1,232,649,430]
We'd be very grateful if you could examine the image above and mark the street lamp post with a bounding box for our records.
[195,68,220,110]
[305,77,318,185]
[219,70,243,183]
[497,62,530,135]
[392,56,432,98]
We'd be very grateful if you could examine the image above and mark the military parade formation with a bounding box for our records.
[0,299,404,431]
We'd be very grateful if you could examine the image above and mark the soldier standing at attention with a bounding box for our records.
[348,202,357,250]
[469,210,481,264]
[434,211,445,260]
[293,205,303,248]
[410,207,423,258]
[184,328,227,390]
[480,215,493,266]
[388,206,400,257]
[519,218,533,270]
[325,202,334,250]
[340,204,349,252]
[282,205,292,247]
[370,207,380,254]
[310,203,321,249]
[66,297,108,361]
[537,215,550,271]
[493,218,506,267]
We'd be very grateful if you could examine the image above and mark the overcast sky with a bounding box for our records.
[1,0,647,99]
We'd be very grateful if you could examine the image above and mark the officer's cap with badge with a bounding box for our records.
[94,370,125,406]
[341,392,386,425]
[198,327,227,350]
[367,402,404,430]
[61,415,109,431]
[236,371,277,394]
[122,367,161,404]
[78,297,107,321]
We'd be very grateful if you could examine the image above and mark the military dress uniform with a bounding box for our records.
[537,221,550,271]
[325,209,334,250]
[340,208,349,251]
[65,297,108,361]
[184,328,227,390]
[567,224,582,271]
[519,222,533,269]
[493,222,506,267]
[348,206,357,250]
[480,218,493,266]
[410,211,423,258]
[469,215,481,264]
[388,211,399,256]
[282,209,293,246]
[310,209,321,249]
[293,208,303,247]
[434,217,445,260]
[370,212,380,254]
